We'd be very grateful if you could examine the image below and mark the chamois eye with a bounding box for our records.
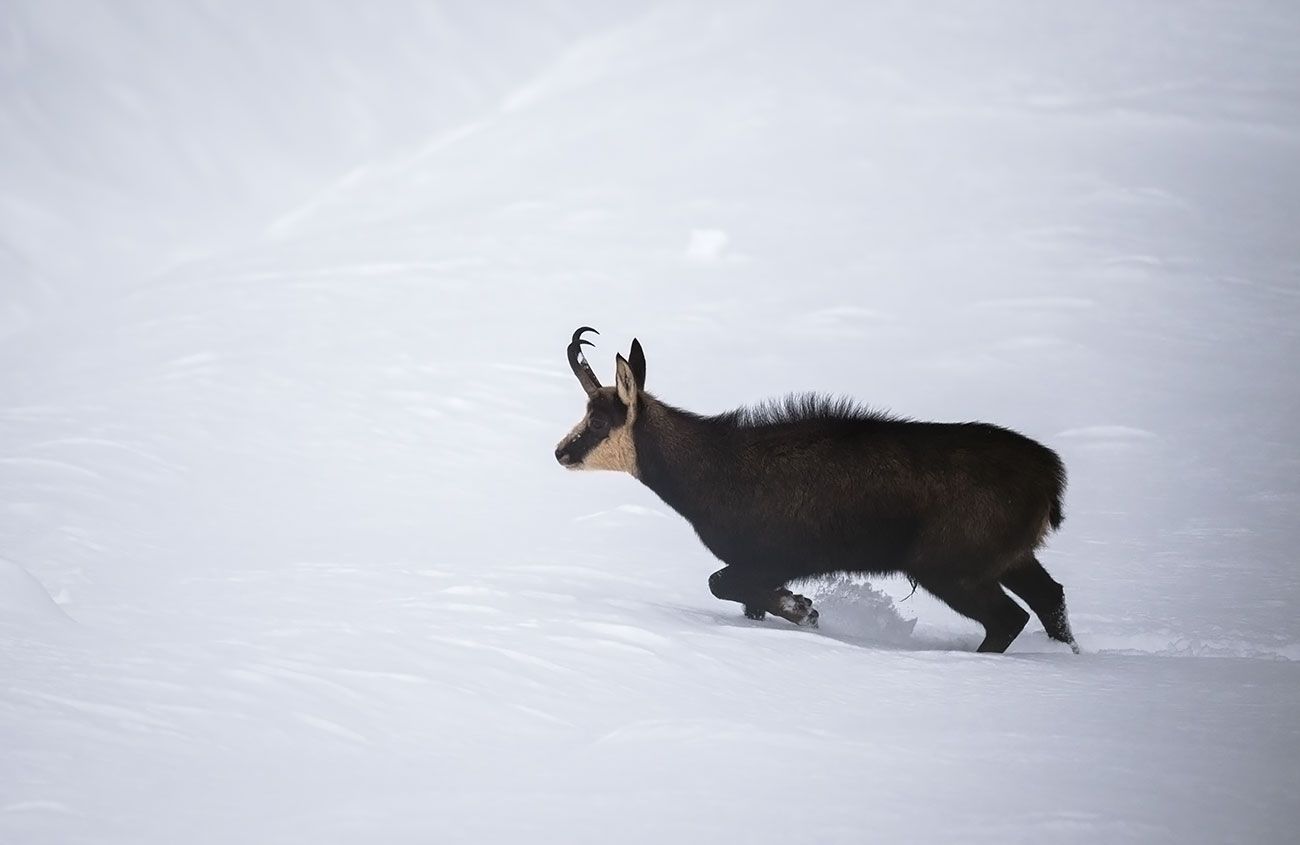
[590,416,608,431]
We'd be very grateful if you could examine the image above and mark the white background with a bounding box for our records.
[2,2,1298,842]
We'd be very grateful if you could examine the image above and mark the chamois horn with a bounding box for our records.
[567,326,601,396]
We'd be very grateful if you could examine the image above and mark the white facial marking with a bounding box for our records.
[557,399,638,476]
[580,421,638,476]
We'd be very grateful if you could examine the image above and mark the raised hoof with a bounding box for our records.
[778,592,819,627]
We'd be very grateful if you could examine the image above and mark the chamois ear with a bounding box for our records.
[628,338,646,390]
[614,353,639,408]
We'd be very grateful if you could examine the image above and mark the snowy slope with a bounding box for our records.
[3,2,1299,843]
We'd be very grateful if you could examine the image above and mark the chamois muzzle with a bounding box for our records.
[567,326,602,396]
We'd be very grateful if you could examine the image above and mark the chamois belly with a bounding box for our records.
[691,508,919,577]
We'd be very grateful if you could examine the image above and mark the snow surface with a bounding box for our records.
[3,2,1299,842]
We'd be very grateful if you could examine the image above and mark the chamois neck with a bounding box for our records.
[633,393,725,514]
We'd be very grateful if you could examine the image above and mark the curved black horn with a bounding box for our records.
[567,326,602,396]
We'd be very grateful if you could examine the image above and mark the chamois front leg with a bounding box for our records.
[708,567,819,628]
[764,588,819,627]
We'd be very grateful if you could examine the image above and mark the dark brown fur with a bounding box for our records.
[557,339,1079,653]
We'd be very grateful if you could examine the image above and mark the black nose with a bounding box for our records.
[555,446,572,465]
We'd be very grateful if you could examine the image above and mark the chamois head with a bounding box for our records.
[554,327,646,474]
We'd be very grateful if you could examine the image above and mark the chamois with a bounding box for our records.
[554,327,1079,654]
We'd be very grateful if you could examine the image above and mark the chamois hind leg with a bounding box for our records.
[708,566,818,627]
[1001,556,1080,654]
[922,577,1029,653]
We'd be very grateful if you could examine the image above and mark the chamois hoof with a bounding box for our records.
[779,592,819,627]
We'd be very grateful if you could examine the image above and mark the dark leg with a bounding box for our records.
[1001,556,1080,654]
[923,577,1029,653]
[708,567,819,627]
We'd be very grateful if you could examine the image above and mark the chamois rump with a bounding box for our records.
[554,327,1079,654]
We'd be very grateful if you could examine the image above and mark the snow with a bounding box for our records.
[3,1,1299,842]
[684,228,733,262]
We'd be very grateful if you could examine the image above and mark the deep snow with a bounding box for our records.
[3,2,1299,843]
